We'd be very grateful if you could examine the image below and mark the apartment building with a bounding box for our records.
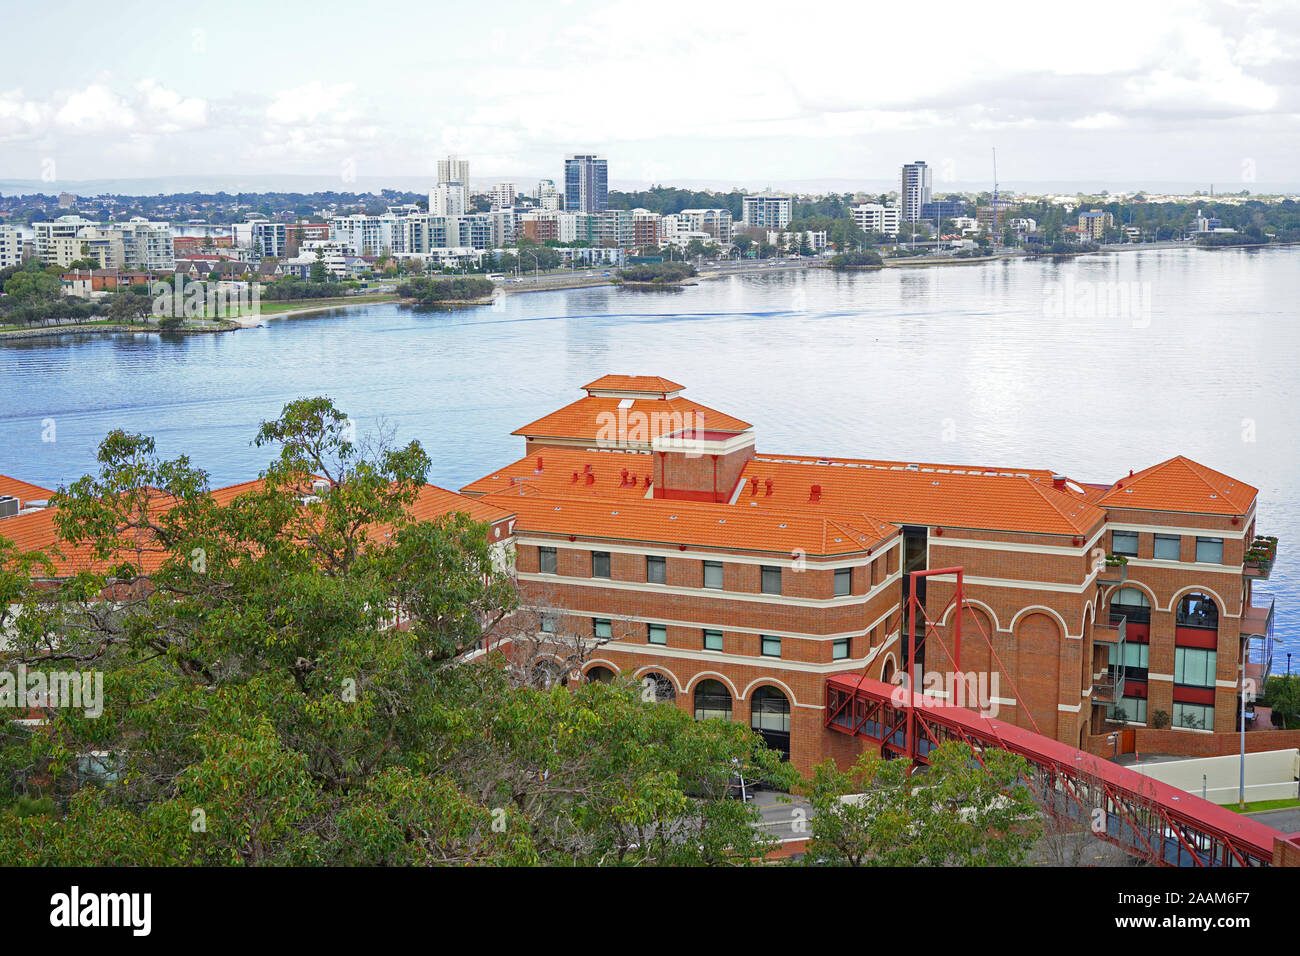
[677,208,732,244]
[564,154,608,214]
[490,183,517,210]
[31,216,98,263]
[459,377,1278,773]
[851,202,900,237]
[899,161,932,222]
[0,226,23,269]
[1079,209,1116,240]
[741,194,792,230]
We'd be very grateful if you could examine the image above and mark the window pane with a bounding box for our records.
[647,555,666,583]
[1154,535,1180,560]
[761,566,782,594]
[832,638,849,660]
[593,619,612,639]
[1112,531,1138,556]
[539,547,557,573]
[702,561,723,589]
[541,616,556,633]
[1195,537,1223,563]
[703,629,723,651]
[592,551,610,578]
[648,624,667,645]
[761,635,781,657]
[834,568,851,596]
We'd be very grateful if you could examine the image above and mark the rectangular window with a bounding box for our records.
[832,638,850,660]
[540,615,557,634]
[1154,534,1180,560]
[538,546,557,574]
[1111,530,1138,556]
[1109,695,1147,724]
[703,629,723,651]
[591,551,610,578]
[1195,537,1224,564]
[593,618,612,640]
[1174,647,1217,688]
[761,635,782,657]
[702,560,723,590]
[1122,642,1150,676]
[646,555,666,584]
[1173,701,1214,731]
[648,623,667,645]
[834,568,851,597]
[761,565,782,595]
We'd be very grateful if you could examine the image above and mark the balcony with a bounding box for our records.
[1095,612,1127,645]
[1244,534,1278,580]
[1097,556,1129,585]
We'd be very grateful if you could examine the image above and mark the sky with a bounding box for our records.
[1,0,1298,193]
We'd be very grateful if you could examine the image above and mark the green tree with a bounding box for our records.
[1264,674,1300,729]
[0,400,790,866]
[800,742,1041,866]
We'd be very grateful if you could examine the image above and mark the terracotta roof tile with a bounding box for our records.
[738,456,1105,536]
[0,475,57,504]
[583,375,685,393]
[512,395,751,443]
[480,488,896,557]
[1097,455,1257,515]
[460,447,657,498]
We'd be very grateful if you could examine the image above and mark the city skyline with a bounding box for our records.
[0,0,1296,190]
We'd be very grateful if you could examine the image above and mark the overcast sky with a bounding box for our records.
[1,0,1297,192]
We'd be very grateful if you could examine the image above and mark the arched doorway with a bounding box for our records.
[640,671,676,703]
[750,685,791,761]
[693,679,732,721]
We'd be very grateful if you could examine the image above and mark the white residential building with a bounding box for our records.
[113,218,174,270]
[678,208,733,243]
[851,202,900,237]
[768,230,827,252]
[490,183,517,210]
[32,216,98,263]
[741,194,792,229]
[0,226,22,269]
[899,161,932,222]
[535,179,562,210]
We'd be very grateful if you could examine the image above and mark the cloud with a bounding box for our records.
[136,80,208,132]
[0,88,45,140]
[55,84,135,132]
[266,81,356,125]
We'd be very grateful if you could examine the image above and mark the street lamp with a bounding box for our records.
[1239,634,1260,809]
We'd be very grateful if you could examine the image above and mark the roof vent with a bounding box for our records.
[764,478,773,495]
[0,496,18,519]
[536,456,544,471]
[810,483,821,502]
[1052,474,1066,489]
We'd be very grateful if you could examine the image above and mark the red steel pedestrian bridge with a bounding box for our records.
[824,568,1297,867]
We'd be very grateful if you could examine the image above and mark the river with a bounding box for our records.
[2,246,1296,646]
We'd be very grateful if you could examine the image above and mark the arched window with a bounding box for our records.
[640,671,676,703]
[750,685,791,761]
[1177,592,1219,630]
[585,665,615,683]
[693,679,732,721]
[1110,587,1151,625]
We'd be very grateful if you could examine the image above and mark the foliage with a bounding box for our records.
[396,277,494,303]
[799,743,1041,866]
[616,262,695,283]
[0,400,789,866]
[828,250,883,269]
[1264,675,1300,729]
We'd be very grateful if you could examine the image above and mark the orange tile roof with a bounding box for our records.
[512,395,752,443]
[0,478,511,578]
[583,375,685,393]
[0,475,56,504]
[738,456,1106,536]
[1097,455,1257,516]
[460,447,657,498]
[480,487,897,557]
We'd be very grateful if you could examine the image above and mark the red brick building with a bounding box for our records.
[461,376,1280,774]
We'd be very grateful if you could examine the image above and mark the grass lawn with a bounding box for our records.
[249,293,397,315]
[1225,797,1300,813]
